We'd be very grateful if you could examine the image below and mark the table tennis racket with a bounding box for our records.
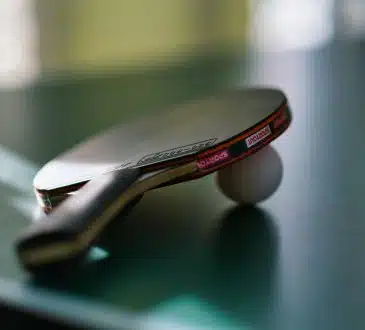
[15,87,292,273]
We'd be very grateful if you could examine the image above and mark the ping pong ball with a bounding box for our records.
[216,145,283,205]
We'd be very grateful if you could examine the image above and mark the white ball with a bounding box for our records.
[216,145,283,205]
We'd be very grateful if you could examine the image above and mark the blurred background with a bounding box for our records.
[0,0,364,164]
[1,0,365,155]
[1,0,365,87]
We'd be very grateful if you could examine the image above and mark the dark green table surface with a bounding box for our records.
[0,41,364,329]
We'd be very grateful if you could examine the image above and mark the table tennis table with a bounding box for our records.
[0,40,365,329]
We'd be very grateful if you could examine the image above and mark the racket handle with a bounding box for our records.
[15,168,142,273]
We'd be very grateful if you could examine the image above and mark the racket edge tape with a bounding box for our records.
[35,102,291,212]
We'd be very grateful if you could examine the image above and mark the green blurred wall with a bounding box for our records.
[35,0,250,76]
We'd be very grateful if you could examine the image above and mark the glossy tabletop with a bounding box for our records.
[0,40,365,329]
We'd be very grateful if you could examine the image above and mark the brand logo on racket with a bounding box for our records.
[245,125,271,148]
[197,150,230,170]
[137,138,217,166]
